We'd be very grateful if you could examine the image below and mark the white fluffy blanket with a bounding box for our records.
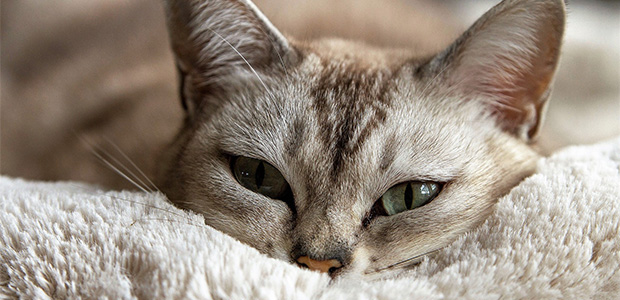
[2,138,620,299]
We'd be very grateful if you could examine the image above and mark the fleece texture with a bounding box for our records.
[1,137,619,299]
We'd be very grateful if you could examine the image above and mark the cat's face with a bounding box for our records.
[159,0,564,277]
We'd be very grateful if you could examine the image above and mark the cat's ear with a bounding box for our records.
[422,0,565,140]
[164,0,295,115]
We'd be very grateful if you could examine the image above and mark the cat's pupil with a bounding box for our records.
[404,183,413,209]
[256,161,265,188]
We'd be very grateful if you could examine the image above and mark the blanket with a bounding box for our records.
[2,137,619,299]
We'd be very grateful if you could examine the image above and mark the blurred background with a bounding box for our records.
[1,0,619,190]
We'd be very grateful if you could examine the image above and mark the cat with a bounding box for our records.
[157,0,565,278]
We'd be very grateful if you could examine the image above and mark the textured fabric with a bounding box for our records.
[1,137,619,299]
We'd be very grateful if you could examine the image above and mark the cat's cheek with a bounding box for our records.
[254,238,292,262]
[188,170,295,261]
[223,198,294,260]
[346,246,372,276]
[341,243,395,280]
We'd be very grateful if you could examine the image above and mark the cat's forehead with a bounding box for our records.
[210,42,485,186]
[299,39,414,68]
[298,54,400,177]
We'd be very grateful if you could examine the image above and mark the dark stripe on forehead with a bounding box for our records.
[380,134,397,172]
[286,117,306,158]
[312,61,395,178]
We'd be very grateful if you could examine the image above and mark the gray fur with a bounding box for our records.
[159,0,565,278]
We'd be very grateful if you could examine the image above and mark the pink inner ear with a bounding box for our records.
[472,52,555,138]
[443,2,564,140]
[455,54,556,139]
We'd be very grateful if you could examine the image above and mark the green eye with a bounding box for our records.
[380,181,441,216]
[231,156,291,200]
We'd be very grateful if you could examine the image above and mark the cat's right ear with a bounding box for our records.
[419,0,565,141]
[164,0,296,116]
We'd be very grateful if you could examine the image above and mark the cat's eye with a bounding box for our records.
[231,156,292,201]
[379,181,441,216]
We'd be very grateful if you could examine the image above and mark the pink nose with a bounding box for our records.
[296,256,343,273]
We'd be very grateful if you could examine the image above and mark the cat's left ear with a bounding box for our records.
[164,0,296,116]
[422,0,565,140]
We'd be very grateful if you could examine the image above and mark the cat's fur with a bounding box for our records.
[159,0,565,278]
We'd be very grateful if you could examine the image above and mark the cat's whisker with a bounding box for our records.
[101,136,162,193]
[418,60,452,97]
[68,183,211,230]
[94,146,154,193]
[371,248,443,273]
[101,194,190,221]
[274,47,290,80]
[208,28,288,119]
[78,135,153,193]
[129,218,210,230]
[259,28,290,80]
[207,28,277,101]
[112,200,212,231]
[94,152,152,194]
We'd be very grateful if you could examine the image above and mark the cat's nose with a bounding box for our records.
[296,256,343,274]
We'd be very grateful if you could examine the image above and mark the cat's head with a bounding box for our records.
[159,0,565,278]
